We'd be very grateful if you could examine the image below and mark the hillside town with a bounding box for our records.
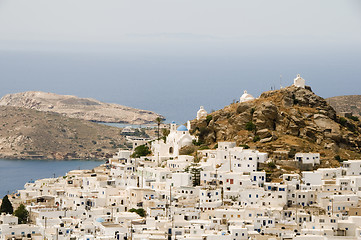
[1,76,361,240]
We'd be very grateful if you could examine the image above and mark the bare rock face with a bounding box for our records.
[191,85,361,161]
[327,95,361,117]
[0,91,164,124]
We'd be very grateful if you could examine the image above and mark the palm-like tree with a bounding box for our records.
[155,117,163,141]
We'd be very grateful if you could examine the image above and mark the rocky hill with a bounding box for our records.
[0,91,163,124]
[191,86,361,166]
[327,95,361,117]
[0,106,129,160]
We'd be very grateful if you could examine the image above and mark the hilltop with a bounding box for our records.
[191,85,361,166]
[0,91,163,124]
[327,95,361,117]
[0,106,129,160]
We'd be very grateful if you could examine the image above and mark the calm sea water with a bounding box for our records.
[0,159,103,197]
[99,122,157,128]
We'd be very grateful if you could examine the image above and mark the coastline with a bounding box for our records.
[0,158,103,197]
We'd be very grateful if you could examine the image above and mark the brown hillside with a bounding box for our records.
[0,106,129,160]
[191,86,361,165]
[327,95,361,117]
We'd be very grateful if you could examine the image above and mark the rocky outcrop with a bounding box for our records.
[191,86,361,162]
[327,95,361,117]
[0,91,164,124]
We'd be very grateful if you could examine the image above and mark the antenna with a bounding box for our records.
[280,74,283,89]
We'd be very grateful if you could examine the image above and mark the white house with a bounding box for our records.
[199,188,222,210]
[343,160,361,176]
[295,153,320,166]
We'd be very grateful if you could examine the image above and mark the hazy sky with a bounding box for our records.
[0,0,360,122]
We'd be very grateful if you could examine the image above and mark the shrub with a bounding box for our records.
[131,145,151,158]
[246,121,256,131]
[347,116,359,122]
[199,145,210,150]
[339,117,347,126]
[206,115,213,125]
[192,139,202,146]
[129,208,146,217]
[239,144,250,149]
[334,155,343,162]
[253,135,260,142]
[268,161,276,169]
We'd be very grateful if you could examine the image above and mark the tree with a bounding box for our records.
[0,195,13,214]
[131,145,151,158]
[14,204,29,224]
[155,117,164,141]
[190,167,202,186]
[162,128,170,142]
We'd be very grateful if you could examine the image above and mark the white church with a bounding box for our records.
[196,106,208,120]
[151,121,195,161]
[239,90,255,103]
[293,74,306,88]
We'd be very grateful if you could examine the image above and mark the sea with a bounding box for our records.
[0,159,103,197]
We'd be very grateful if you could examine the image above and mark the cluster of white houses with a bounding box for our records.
[1,121,361,240]
[3,75,361,240]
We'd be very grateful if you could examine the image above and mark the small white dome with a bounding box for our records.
[240,90,255,103]
[197,106,208,120]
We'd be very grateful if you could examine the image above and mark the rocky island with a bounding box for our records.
[0,91,164,124]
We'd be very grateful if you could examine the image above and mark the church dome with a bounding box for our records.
[180,137,192,146]
[177,125,188,131]
[240,90,255,103]
[197,106,208,120]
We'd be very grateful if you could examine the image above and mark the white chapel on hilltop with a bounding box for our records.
[196,106,208,120]
[240,90,255,103]
[293,74,305,88]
